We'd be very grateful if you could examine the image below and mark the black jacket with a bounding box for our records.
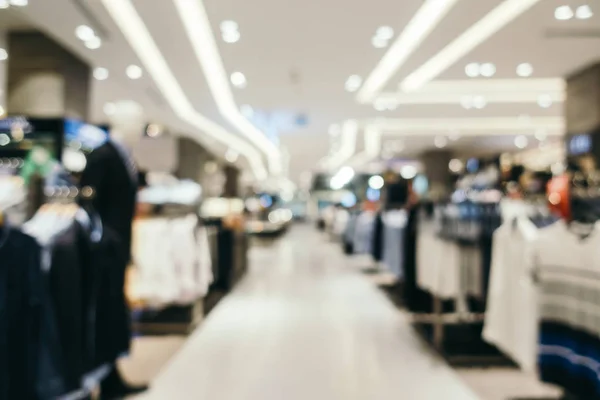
[0,225,65,400]
[80,141,137,263]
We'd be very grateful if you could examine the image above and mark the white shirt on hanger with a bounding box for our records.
[483,217,539,371]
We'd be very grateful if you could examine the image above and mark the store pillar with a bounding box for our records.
[565,62,600,173]
[6,31,90,119]
[177,137,214,183]
[420,150,453,195]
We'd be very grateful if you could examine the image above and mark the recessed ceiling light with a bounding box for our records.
[371,35,388,49]
[93,67,109,81]
[465,62,480,77]
[434,136,448,148]
[126,65,143,79]
[449,131,461,141]
[345,75,362,92]
[222,30,240,43]
[537,94,553,108]
[85,36,102,50]
[225,148,239,163]
[376,26,394,40]
[576,5,593,19]
[0,0,10,9]
[76,25,95,41]
[516,62,533,77]
[230,71,247,88]
[0,48,7,61]
[9,0,27,6]
[472,95,487,109]
[0,133,9,146]
[103,102,116,116]
[220,20,239,32]
[146,123,162,137]
[555,5,574,20]
[240,104,254,118]
[535,128,548,141]
[480,62,496,77]
[514,135,528,149]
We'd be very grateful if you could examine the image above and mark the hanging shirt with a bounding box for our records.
[534,220,600,397]
[483,217,539,371]
[353,211,376,255]
[382,210,407,279]
[131,215,213,307]
[0,223,66,400]
[416,223,461,300]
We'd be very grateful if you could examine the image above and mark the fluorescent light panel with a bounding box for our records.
[101,0,267,180]
[172,0,282,175]
[401,0,542,92]
[357,0,459,103]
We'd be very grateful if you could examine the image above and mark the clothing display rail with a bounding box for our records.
[1,184,130,400]
[482,190,600,399]
[129,202,213,336]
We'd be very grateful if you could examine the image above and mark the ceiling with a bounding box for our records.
[2,0,600,185]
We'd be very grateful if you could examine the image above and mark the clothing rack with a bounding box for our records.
[44,184,96,202]
[131,201,210,336]
[0,157,24,170]
[412,201,512,366]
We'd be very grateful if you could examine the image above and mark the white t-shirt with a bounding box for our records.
[416,223,461,299]
[483,217,539,371]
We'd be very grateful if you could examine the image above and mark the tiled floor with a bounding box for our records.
[121,225,560,400]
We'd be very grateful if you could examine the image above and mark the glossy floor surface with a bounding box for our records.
[139,225,480,400]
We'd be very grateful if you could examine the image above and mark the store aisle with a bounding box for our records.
[139,225,480,400]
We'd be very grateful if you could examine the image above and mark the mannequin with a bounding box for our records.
[79,100,147,399]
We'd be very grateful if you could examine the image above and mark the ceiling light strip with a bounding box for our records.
[173,0,282,175]
[357,0,459,103]
[100,0,267,180]
[401,0,542,92]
